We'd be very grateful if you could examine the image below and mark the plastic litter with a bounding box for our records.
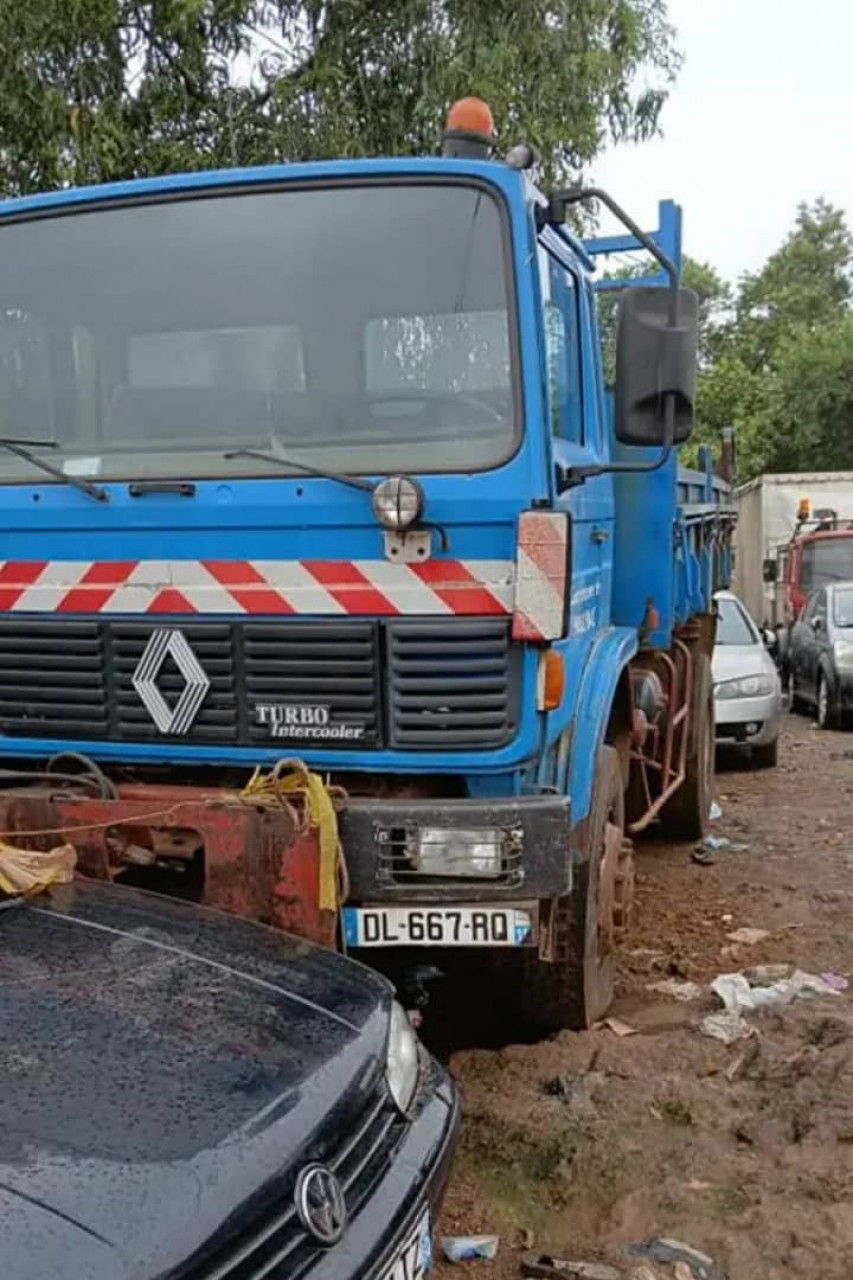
[0,840,76,896]
[646,979,704,1003]
[599,1016,638,1037]
[626,1237,725,1280]
[743,963,793,986]
[820,972,849,992]
[701,967,842,1041]
[520,1256,621,1279]
[725,927,770,946]
[709,800,722,821]
[701,1010,750,1044]
[713,969,842,1011]
[440,1236,499,1263]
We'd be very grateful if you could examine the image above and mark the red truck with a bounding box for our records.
[765,499,853,677]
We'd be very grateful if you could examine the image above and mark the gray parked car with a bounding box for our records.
[713,590,782,767]
[789,581,853,728]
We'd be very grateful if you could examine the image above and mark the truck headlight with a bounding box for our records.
[371,475,424,530]
[834,640,853,672]
[386,1001,419,1114]
[411,827,503,878]
[714,674,776,700]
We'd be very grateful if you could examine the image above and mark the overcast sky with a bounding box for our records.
[589,0,853,283]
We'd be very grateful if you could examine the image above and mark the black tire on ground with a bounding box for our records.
[817,668,839,729]
[520,746,629,1033]
[751,737,779,769]
[658,652,714,841]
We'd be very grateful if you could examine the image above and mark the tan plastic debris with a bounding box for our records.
[0,840,77,896]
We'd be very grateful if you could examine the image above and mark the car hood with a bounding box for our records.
[0,881,391,1280]
[712,644,775,685]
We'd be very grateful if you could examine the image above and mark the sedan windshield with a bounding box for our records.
[0,182,516,483]
[716,596,757,645]
[834,586,853,627]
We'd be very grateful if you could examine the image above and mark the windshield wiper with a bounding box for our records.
[224,448,374,493]
[0,438,109,503]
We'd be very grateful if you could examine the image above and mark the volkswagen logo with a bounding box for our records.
[294,1164,347,1245]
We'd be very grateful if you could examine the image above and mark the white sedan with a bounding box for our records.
[713,590,782,767]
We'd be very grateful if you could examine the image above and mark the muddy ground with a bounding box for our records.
[430,712,853,1280]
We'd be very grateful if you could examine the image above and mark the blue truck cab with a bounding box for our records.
[0,100,732,1028]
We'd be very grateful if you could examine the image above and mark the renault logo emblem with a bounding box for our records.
[132,629,211,736]
[294,1164,347,1245]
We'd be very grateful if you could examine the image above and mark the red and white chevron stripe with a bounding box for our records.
[511,512,569,641]
[0,559,516,617]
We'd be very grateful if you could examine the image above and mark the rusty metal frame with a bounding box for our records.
[0,782,336,948]
[627,634,694,833]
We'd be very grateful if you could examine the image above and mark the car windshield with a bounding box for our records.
[800,537,853,590]
[834,586,853,627]
[0,182,517,483]
[716,596,757,645]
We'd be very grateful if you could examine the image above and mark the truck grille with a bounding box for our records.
[387,619,520,750]
[0,616,518,753]
[195,1090,403,1280]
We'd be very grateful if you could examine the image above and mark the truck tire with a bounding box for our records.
[658,653,714,841]
[522,746,632,1032]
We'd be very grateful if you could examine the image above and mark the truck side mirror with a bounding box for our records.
[613,286,698,447]
[762,558,778,584]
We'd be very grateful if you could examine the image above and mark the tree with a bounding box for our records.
[0,0,680,194]
[694,200,853,479]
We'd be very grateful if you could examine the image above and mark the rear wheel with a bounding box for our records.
[659,653,714,841]
[521,747,632,1032]
[751,737,779,769]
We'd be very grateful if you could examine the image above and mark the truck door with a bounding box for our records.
[537,239,608,658]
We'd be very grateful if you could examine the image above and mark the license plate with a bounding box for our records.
[381,1209,431,1280]
[342,904,536,948]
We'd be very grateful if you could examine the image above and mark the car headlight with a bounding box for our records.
[386,1001,420,1114]
[714,674,776,700]
[411,827,504,878]
[834,640,853,672]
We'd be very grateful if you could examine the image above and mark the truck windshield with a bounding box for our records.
[800,537,853,591]
[0,182,516,483]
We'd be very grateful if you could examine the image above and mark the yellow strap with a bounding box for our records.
[241,762,341,911]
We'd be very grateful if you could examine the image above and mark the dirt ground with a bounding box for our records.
[430,712,853,1280]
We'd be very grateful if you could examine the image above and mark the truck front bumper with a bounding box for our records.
[339,795,571,903]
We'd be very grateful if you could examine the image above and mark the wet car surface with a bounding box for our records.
[0,880,457,1279]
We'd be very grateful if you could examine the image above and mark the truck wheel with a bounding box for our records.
[522,746,633,1032]
[658,653,714,841]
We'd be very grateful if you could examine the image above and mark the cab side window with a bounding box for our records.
[539,248,583,443]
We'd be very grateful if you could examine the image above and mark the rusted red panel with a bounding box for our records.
[0,786,335,949]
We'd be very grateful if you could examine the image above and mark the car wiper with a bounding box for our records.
[0,438,109,503]
[224,448,374,493]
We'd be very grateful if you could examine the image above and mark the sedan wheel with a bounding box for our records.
[817,672,836,730]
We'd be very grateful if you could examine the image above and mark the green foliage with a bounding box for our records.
[0,0,679,194]
[691,200,853,479]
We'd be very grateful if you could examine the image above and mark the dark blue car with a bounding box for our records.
[0,880,457,1279]
[790,580,853,728]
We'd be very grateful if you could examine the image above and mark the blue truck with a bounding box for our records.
[0,97,732,1029]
